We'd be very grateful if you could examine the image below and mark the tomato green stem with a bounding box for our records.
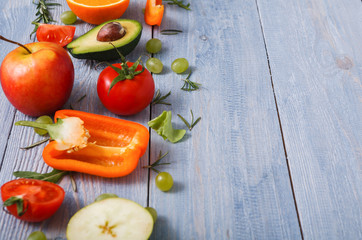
[105,43,145,93]
[0,35,32,54]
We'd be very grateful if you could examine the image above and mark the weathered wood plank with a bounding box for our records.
[148,0,301,239]
[0,1,151,239]
[256,0,362,239]
[0,1,31,170]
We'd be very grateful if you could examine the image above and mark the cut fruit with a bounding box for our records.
[36,24,76,47]
[67,198,154,240]
[66,0,130,25]
[67,19,142,61]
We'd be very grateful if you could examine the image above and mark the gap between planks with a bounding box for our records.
[0,109,16,172]
[254,0,305,239]
[146,24,156,208]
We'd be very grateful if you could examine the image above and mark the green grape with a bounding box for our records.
[60,11,77,25]
[34,115,53,136]
[27,231,47,240]
[95,193,119,202]
[171,58,189,73]
[146,58,163,74]
[145,207,158,223]
[155,172,173,192]
[145,38,162,53]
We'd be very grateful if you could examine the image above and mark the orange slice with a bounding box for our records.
[66,0,130,25]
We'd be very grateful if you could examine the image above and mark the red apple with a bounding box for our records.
[0,41,74,116]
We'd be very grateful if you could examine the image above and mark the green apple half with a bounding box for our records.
[67,198,154,240]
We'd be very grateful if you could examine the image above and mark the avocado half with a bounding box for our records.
[67,19,142,61]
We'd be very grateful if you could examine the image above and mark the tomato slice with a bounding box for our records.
[36,24,76,47]
[1,179,65,222]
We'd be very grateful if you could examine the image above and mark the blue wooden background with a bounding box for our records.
[0,0,360,239]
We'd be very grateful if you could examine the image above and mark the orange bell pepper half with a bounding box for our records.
[144,0,164,26]
[42,110,149,178]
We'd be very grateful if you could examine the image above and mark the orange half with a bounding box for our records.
[66,0,130,25]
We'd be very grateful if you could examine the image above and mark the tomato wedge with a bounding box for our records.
[36,24,76,47]
[1,179,65,222]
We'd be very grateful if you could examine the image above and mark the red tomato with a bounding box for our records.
[1,179,65,222]
[36,24,76,47]
[97,62,155,115]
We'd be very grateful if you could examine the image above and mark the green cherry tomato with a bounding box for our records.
[27,231,47,240]
[146,38,162,53]
[146,58,163,74]
[34,115,53,136]
[145,207,157,223]
[60,11,77,25]
[95,193,119,202]
[155,172,173,192]
[171,58,189,74]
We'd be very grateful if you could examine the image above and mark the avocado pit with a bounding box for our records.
[97,22,126,42]
[67,19,143,61]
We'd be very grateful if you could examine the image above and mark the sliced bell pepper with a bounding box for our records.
[144,0,164,26]
[39,110,150,178]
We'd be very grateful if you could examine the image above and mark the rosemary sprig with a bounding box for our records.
[177,110,201,131]
[143,151,170,173]
[164,0,191,10]
[20,137,50,150]
[13,168,68,184]
[181,70,201,91]
[152,90,172,105]
[161,29,183,35]
[70,94,87,110]
[30,0,61,38]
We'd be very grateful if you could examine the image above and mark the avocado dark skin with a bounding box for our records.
[67,19,142,61]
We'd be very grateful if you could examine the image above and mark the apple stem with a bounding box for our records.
[0,35,32,54]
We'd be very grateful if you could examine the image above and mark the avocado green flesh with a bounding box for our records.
[67,19,142,61]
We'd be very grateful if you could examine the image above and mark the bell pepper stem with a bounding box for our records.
[15,120,63,140]
[15,121,51,130]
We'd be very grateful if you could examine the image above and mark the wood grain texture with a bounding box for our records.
[148,0,301,239]
[1,0,359,239]
[0,0,33,170]
[256,0,362,239]
[0,1,151,239]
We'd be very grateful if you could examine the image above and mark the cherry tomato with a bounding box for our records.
[97,62,155,115]
[1,179,65,222]
[36,24,76,47]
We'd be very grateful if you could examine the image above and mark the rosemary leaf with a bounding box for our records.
[30,0,61,38]
[164,0,191,10]
[177,114,191,130]
[70,94,87,109]
[152,90,172,105]
[143,151,170,173]
[13,168,68,184]
[178,110,201,131]
[161,29,183,35]
[161,32,179,35]
[181,70,201,91]
[20,138,50,150]
[76,94,87,103]
[191,117,202,129]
